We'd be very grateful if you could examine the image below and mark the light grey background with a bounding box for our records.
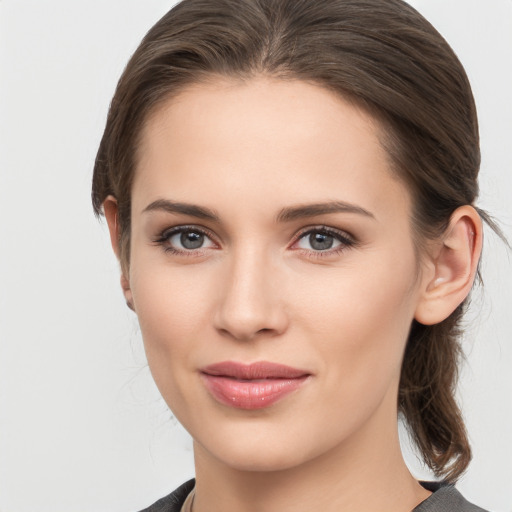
[0,1,511,511]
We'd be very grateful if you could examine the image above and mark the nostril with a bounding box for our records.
[212,270,289,340]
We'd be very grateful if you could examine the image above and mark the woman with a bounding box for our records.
[92,0,500,510]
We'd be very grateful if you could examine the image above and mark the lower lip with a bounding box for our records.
[200,374,309,410]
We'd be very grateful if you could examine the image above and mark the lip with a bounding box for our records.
[200,361,311,410]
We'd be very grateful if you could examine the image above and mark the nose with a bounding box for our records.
[213,248,289,342]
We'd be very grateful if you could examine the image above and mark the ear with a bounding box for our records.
[414,205,483,325]
[103,196,135,312]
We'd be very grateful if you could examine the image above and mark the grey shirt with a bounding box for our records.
[414,482,488,512]
[139,479,489,512]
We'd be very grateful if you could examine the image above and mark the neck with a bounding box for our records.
[191,394,431,512]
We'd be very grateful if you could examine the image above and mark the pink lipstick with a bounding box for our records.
[200,361,310,410]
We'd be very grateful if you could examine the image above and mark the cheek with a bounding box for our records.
[284,258,418,450]
[296,251,418,394]
[128,257,215,395]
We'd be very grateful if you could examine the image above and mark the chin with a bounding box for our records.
[215,445,309,473]
[193,421,323,473]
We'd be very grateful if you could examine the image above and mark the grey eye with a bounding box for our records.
[167,229,215,250]
[309,232,335,251]
[296,230,343,251]
[180,230,204,249]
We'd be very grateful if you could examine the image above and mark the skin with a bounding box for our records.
[105,76,482,512]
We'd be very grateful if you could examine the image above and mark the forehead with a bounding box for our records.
[134,77,410,221]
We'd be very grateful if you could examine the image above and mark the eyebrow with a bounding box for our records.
[276,201,375,222]
[143,199,220,221]
[142,199,375,223]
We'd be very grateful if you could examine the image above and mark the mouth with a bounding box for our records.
[200,361,311,410]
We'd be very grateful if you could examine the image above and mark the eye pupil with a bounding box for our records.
[181,230,204,249]
[310,232,334,250]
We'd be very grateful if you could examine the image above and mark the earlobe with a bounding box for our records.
[120,274,135,312]
[414,206,483,326]
[103,195,135,312]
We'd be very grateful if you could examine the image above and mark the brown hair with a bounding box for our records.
[92,0,495,481]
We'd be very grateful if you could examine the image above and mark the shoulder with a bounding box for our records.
[137,479,488,512]
[137,479,196,512]
[414,482,489,512]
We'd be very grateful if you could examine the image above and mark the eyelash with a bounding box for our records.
[153,225,217,257]
[152,225,356,259]
[293,226,356,260]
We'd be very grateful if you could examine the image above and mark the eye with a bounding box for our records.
[170,229,210,250]
[155,226,216,254]
[293,227,355,254]
[297,231,340,251]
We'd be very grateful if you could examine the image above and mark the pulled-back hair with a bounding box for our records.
[92,0,493,481]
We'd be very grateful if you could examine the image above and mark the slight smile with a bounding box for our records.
[200,361,311,410]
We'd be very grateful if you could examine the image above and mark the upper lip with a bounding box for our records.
[201,361,310,380]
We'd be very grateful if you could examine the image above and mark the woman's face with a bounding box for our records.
[126,77,428,472]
